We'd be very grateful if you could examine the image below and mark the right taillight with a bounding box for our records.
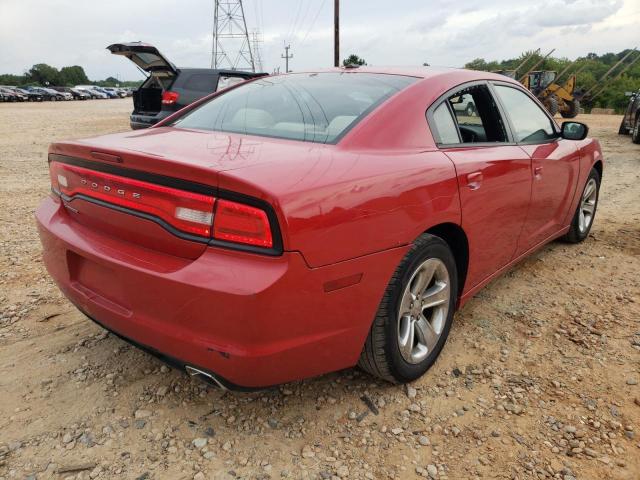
[213,199,273,248]
[161,91,179,105]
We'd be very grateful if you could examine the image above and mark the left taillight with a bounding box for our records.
[49,161,215,237]
[161,91,179,105]
[49,161,278,252]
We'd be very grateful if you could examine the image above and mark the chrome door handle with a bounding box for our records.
[534,166,543,179]
[466,172,483,190]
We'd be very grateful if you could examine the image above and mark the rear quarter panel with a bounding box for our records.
[219,149,461,267]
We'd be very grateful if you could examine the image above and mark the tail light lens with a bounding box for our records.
[49,161,276,250]
[213,199,273,248]
[49,162,214,237]
[161,91,180,105]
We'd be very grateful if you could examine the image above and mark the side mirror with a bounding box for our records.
[624,91,634,97]
[561,121,588,141]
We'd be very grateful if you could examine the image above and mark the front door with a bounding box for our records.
[492,84,580,252]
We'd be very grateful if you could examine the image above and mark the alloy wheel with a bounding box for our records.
[578,178,597,234]
[397,258,451,364]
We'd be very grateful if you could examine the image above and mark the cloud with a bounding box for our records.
[531,0,623,27]
[0,0,637,79]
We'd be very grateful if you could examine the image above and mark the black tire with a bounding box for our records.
[465,103,475,116]
[618,119,629,135]
[563,168,600,243]
[358,234,458,383]
[632,116,640,144]
[546,96,559,116]
[561,99,580,119]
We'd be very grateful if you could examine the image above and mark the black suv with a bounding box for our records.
[108,42,267,130]
[619,89,640,144]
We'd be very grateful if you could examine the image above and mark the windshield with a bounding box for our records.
[171,72,417,144]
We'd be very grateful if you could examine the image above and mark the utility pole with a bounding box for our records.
[334,0,340,67]
[282,44,293,73]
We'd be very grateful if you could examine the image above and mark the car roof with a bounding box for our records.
[281,66,520,85]
[176,68,266,76]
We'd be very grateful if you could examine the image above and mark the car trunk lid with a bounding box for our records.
[107,42,177,75]
[47,128,292,259]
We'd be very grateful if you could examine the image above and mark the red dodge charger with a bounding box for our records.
[36,67,603,389]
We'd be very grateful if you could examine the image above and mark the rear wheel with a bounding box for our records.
[563,168,600,243]
[561,99,580,118]
[358,234,457,383]
[632,116,640,144]
[465,103,475,116]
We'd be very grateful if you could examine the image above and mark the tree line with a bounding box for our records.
[0,64,142,88]
[464,49,640,113]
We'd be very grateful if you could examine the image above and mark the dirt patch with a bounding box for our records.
[1,101,639,480]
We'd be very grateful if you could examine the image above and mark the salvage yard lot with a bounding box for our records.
[0,99,639,480]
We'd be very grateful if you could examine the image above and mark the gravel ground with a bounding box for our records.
[0,99,639,480]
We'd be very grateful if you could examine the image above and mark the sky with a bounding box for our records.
[0,0,638,81]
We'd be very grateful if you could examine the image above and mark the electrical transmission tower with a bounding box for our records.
[211,0,255,72]
[251,30,263,72]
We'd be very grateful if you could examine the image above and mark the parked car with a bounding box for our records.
[103,87,127,98]
[13,87,44,102]
[26,87,64,101]
[451,93,476,116]
[43,87,71,100]
[618,89,640,144]
[0,86,26,101]
[75,86,108,99]
[36,67,603,389]
[96,87,118,99]
[52,86,89,100]
[108,42,266,129]
[71,88,91,100]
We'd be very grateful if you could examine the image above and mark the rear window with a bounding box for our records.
[171,72,417,143]
[183,74,218,92]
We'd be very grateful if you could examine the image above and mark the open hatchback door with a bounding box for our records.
[107,42,177,75]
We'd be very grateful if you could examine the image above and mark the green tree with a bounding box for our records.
[26,63,61,86]
[59,66,89,86]
[342,54,366,67]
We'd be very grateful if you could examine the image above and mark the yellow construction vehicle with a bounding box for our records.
[522,71,582,118]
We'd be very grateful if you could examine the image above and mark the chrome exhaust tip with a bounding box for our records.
[185,365,228,390]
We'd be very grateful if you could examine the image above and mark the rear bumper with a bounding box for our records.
[36,197,406,388]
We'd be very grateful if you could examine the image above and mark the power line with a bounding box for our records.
[286,1,305,45]
[300,0,328,47]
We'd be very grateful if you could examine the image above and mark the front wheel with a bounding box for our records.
[563,168,600,243]
[358,234,458,383]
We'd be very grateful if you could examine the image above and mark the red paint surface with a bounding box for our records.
[36,67,603,387]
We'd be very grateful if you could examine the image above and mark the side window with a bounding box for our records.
[440,85,508,144]
[183,74,217,92]
[217,75,247,91]
[493,85,556,143]
[431,103,460,144]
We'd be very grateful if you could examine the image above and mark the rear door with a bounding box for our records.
[429,82,532,290]
[492,83,580,252]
